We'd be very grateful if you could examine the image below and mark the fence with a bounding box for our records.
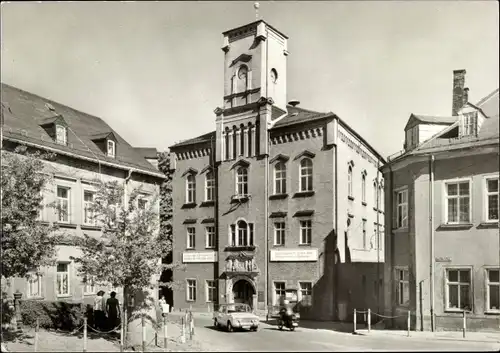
[9,310,198,353]
[352,308,471,338]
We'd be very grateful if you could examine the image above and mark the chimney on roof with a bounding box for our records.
[288,100,300,107]
[452,69,466,116]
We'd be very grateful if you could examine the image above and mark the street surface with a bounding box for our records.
[189,315,500,352]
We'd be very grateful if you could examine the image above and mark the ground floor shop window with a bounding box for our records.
[187,279,197,302]
[446,268,471,311]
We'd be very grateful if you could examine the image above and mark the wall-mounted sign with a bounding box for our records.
[435,256,452,263]
[182,251,218,263]
[269,248,318,262]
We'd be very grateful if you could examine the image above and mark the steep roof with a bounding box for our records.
[404,114,457,130]
[272,105,331,128]
[1,83,164,178]
[170,131,216,149]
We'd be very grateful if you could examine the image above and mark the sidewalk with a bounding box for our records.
[354,328,500,344]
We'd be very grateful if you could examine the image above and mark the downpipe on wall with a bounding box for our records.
[429,155,435,332]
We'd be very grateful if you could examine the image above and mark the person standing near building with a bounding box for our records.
[159,295,169,317]
[106,291,120,330]
[94,290,106,330]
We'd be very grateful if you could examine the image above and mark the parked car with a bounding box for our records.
[213,303,259,332]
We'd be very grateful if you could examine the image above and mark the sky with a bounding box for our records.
[1,1,498,158]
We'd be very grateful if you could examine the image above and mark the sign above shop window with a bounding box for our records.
[269,248,318,262]
[182,251,218,263]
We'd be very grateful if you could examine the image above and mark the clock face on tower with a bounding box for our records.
[270,68,278,83]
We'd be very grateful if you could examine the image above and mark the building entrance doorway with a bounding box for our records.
[233,279,255,308]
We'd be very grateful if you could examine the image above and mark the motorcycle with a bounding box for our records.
[277,307,299,331]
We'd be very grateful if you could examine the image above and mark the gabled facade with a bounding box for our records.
[1,83,165,304]
[382,70,499,332]
[169,19,386,321]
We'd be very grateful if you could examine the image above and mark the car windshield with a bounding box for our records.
[225,304,251,313]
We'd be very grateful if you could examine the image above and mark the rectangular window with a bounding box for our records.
[463,112,478,136]
[83,190,95,225]
[396,268,409,306]
[274,163,287,194]
[396,189,408,229]
[84,275,96,295]
[205,172,215,202]
[486,269,500,312]
[299,282,313,306]
[205,226,216,249]
[187,227,195,249]
[446,268,471,310]
[206,280,216,303]
[107,140,116,158]
[445,181,471,224]
[186,175,196,203]
[485,177,499,222]
[187,279,197,302]
[274,282,286,305]
[361,175,366,203]
[299,220,312,245]
[274,222,285,246]
[27,273,42,298]
[56,125,67,145]
[362,219,367,249]
[57,186,70,223]
[138,197,148,210]
[56,263,70,296]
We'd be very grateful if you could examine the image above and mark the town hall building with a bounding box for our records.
[169,19,386,321]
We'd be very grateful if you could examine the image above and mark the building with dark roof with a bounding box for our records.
[1,83,165,303]
[169,19,386,321]
[381,70,499,331]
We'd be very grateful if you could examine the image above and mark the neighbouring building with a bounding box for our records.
[1,83,165,305]
[381,70,499,331]
[169,19,386,321]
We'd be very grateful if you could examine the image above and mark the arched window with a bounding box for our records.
[378,184,383,210]
[299,158,313,192]
[247,123,253,157]
[361,173,366,203]
[374,181,378,207]
[274,162,287,194]
[236,167,248,197]
[230,220,254,247]
[224,129,230,161]
[186,174,196,203]
[205,171,215,202]
[348,166,353,198]
[232,127,237,159]
[237,220,248,246]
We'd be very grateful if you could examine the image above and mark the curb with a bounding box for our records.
[353,331,500,344]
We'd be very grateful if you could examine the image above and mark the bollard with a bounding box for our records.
[83,317,88,353]
[367,309,371,333]
[163,315,168,350]
[120,315,124,352]
[407,310,411,337]
[463,310,466,338]
[180,317,186,344]
[190,312,194,339]
[353,308,357,334]
[141,316,146,353]
[34,318,39,352]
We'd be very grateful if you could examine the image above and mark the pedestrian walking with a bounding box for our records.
[106,291,120,331]
[159,295,169,317]
[94,290,106,330]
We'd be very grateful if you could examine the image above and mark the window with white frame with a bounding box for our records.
[206,280,216,303]
[274,162,287,194]
[57,186,70,223]
[186,279,196,302]
[274,282,286,305]
[348,166,353,198]
[462,111,478,136]
[186,174,196,203]
[486,269,500,312]
[205,226,216,249]
[27,273,42,298]
[274,222,285,246]
[396,189,408,229]
[137,195,148,210]
[236,167,248,197]
[107,140,116,158]
[83,190,95,225]
[485,177,499,222]
[299,158,313,192]
[299,282,312,306]
[56,262,70,296]
[83,274,96,295]
[361,173,366,203]
[299,220,312,245]
[446,268,471,310]
[445,180,471,224]
[56,125,67,145]
[396,268,409,306]
[362,219,367,249]
[205,171,215,202]
[187,227,195,249]
[231,220,254,247]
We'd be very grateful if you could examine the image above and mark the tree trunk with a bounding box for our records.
[125,286,158,350]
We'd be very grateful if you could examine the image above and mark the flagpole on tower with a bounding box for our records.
[254,2,260,20]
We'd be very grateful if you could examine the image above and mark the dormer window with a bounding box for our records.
[56,125,67,145]
[107,140,116,158]
[462,111,478,137]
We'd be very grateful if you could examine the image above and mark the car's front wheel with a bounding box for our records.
[214,319,220,329]
[227,321,233,332]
